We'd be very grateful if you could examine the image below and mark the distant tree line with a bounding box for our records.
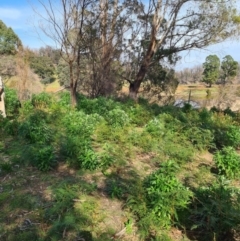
[176,55,239,86]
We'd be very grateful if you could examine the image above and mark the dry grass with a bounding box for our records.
[45,80,61,93]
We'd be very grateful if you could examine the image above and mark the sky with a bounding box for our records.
[1,0,240,70]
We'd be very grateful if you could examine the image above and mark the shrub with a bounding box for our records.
[188,177,240,240]
[31,145,55,171]
[31,92,53,108]
[128,104,153,126]
[184,126,214,150]
[214,146,240,178]
[127,160,192,238]
[143,161,193,227]
[18,110,53,144]
[62,111,102,137]
[145,118,165,137]
[4,87,21,117]
[61,111,102,170]
[20,100,34,116]
[106,108,130,128]
[58,92,71,107]
[78,145,99,170]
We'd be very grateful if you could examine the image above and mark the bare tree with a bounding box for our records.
[33,0,96,106]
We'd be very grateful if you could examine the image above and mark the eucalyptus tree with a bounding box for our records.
[202,55,220,87]
[126,0,240,99]
[221,55,238,84]
[82,0,141,97]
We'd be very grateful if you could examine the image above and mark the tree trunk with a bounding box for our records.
[69,62,77,107]
[70,85,77,107]
[129,35,157,99]
[129,66,147,100]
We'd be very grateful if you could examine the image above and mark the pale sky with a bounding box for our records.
[0,0,240,70]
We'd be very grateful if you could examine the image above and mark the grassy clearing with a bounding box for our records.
[44,80,61,93]
[1,90,240,240]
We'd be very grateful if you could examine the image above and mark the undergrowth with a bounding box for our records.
[1,90,240,241]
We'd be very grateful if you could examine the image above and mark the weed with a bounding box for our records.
[107,180,123,199]
[214,146,240,178]
[18,110,53,144]
[31,145,56,172]
[188,177,240,240]
[31,92,53,108]
[106,108,130,128]
[127,161,192,239]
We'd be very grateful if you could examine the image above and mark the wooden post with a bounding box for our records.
[0,76,6,118]
[188,90,192,103]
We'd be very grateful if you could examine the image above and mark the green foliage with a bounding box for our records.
[18,110,53,144]
[214,146,240,178]
[214,124,240,148]
[78,145,99,170]
[29,55,56,84]
[145,118,165,137]
[58,91,71,107]
[30,145,55,171]
[221,55,238,84]
[184,126,214,150]
[106,108,130,127]
[107,180,123,199]
[127,161,192,239]
[143,161,192,227]
[202,55,220,87]
[61,111,102,170]
[0,20,22,55]
[189,177,240,240]
[31,92,53,108]
[128,104,153,126]
[4,88,21,117]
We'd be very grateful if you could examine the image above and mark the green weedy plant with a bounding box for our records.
[189,177,240,240]
[128,104,153,126]
[183,126,214,150]
[145,118,165,137]
[126,161,192,239]
[143,160,193,227]
[31,92,53,108]
[210,112,240,148]
[4,87,21,117]
[106,108,130,128]
[18,110,53,144]
[58,91,71,107]
[31,145,55,171]
[61,111,102,170]
[78,145,99,170]
[107,180,123,199]
[98,144,114,171]
[20,99,34,116]
[214,146,240,178]
[222,125,240,148]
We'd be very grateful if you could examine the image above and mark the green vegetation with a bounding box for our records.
[202,54,239,87]
[1,90,240,241]
[0,20,22,55]
[221,55,238,84]
[29,55,56,84]
[202,55,221,87]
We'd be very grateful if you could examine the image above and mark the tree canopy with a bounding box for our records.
[221,55,238,84]
[33,0,240,104]
[202,55,221,87]
[0,20,22,55]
